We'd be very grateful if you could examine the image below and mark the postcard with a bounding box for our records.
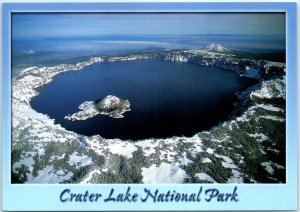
[1,2,297,211]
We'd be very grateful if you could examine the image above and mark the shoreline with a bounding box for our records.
[13,53,256,140]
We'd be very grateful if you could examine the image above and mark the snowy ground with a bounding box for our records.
[11,48,286,184]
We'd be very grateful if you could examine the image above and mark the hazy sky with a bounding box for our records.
[12,13,286,38]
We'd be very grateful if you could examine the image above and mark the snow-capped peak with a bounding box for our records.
[205,43,227,52]
[100,95,121,108]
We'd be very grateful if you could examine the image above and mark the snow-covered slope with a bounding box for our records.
[251,77,286,100]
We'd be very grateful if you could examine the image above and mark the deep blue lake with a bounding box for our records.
[30,60,255,140]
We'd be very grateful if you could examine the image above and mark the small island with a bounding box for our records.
[65,95,131,121]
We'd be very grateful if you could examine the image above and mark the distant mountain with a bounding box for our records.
[205,43,228,52]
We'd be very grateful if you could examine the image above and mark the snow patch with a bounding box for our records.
[196,173,216,183]
[202,158,212,163]
[135,139,157,157]
[13,157,35,172]
[181,152,193,165]
[248,133,268,142]
[80,169,102,184]
[262,162,274,175]
[206,148,214,154]
[259,115,285,122]
[142,163,186,184]
[257,104,284,112]
[227,169,243,183]
[29,166,73,183]
[108,142,137,158]
[68,152,93,168]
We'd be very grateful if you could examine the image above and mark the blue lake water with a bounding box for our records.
[30,60,256,140]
